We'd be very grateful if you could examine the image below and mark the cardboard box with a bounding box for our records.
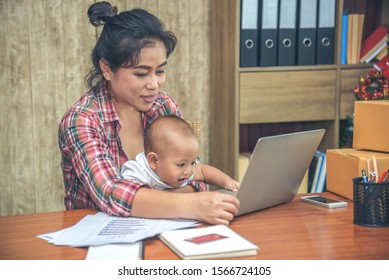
[326,148,389,200]
[353,100,389,153]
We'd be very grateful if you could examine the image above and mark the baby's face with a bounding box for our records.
[154,139,199,188]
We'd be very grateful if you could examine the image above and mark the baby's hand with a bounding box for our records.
[224,178,240,192]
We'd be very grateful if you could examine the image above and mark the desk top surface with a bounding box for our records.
[1,193,388,260]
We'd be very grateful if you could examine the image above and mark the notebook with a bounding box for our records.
[218,129,325,216]
[158,225,258,260]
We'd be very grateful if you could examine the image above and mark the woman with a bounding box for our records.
[58,1,239,225]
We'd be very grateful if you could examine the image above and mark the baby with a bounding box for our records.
[121,115,240,192]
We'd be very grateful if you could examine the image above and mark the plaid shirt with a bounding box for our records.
[58,81,207,216]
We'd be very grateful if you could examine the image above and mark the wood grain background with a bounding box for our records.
[0,0,211,215]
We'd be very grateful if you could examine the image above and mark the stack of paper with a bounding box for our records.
[86,243,144,260]
[38,212,200,247]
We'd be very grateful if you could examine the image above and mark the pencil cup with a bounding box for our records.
[353,177,389,227]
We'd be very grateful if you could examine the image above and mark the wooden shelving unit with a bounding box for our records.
[210,0,388,179]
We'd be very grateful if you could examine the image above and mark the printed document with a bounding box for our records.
[38,212,199,247]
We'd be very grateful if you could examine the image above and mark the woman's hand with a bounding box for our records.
[184,191,240,225]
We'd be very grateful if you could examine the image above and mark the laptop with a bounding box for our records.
[218,129,325,216]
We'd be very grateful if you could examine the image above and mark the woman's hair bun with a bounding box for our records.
[87,1,118,27]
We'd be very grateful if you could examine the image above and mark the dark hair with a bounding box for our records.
[86,1,177,88]
[144,115,197,155]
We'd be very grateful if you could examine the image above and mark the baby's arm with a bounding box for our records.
[194,164,240,192]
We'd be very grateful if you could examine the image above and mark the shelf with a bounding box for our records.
[238,64,338,72]
[210,0,386,179]
[239,63,373,73]
[239,70,336,124]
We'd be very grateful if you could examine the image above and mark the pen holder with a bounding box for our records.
[353,177,389,227]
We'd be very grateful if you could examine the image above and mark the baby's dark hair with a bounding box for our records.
[86,1,177,88]
[144,115,197,155]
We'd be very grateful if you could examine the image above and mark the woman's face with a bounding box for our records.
[101,40,168,112]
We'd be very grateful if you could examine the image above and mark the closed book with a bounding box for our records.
[340,12,349,64]
[347,14,365,64]
[360,25,388,63]
[308,154,318,193]
[364,41,387,63]
[310,151,327,193]
[376,45,388,61]
[158,225,259,260]
[315,152,326,193]
[311,151,324,193]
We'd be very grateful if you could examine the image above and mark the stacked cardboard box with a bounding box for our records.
[326,101,389,200]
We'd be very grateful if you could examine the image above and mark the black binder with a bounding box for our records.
[316,0,336,65]
[277,0,298,66]
[258,0,279,66]
[240,0,259,67]
[297,0,318,65]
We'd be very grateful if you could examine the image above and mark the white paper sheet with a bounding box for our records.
[85,242,143,260]
[38,212,199,247]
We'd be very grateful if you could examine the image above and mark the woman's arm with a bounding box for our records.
[131,187,240,225]
[59,109,148,216]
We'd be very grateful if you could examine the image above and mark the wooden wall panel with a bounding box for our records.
[0,0,211,215]
[163,0,211,160]
[0,0,12,214]
[187,0,210,158]
[2,0,36,215]
[30,0,94,214]
[62,1,96,108]
[28,1,65,213]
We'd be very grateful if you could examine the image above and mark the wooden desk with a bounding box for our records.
[1,193,388,260]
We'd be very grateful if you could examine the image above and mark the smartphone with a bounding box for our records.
[300,195,348,208]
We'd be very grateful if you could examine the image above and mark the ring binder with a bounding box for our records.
[297,0,318,65]
[316,0,336,65]
[277,0,298,66]
[258,0,279,66]
[240,0,259,67]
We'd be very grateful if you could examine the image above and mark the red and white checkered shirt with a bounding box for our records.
[58,81,207,216]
